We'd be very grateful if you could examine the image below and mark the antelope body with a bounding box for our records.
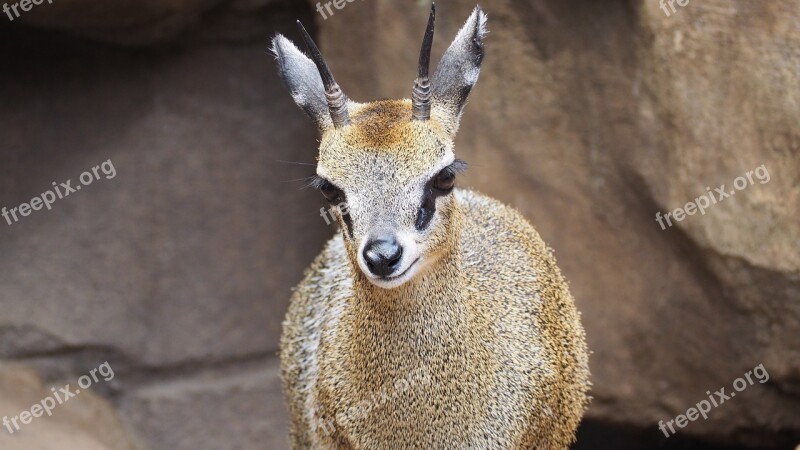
[272,6,590,449]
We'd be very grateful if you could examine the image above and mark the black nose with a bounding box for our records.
[363,235,403,277]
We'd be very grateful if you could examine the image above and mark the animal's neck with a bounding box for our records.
[333,202,494,390]
[354,250,462,308]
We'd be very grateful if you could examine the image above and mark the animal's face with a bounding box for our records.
[273,6,486,288]
[313,100,468,288]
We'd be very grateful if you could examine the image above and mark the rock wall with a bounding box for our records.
[0,364,141,449]
[0,0,797,448]
[0,1,324,448]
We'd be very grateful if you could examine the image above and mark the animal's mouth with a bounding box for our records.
[357,231,423,289]
[381,257,420,282]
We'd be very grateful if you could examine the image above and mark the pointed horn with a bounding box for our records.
[412,4,435,121]
[297,20,351,128]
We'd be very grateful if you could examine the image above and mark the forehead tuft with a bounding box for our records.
[345,100,419,150]
[353,99,410,124]
[317,99,453,183]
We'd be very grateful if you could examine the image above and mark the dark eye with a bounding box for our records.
[432,167,456,191]
[319,180,341,202]
[310,175,342,203]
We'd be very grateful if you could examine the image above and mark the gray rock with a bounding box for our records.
[120,357,289,450]
[0,364,141,450]
[11,0,289,45]
[1,0,798,448]
[0,1,327,396]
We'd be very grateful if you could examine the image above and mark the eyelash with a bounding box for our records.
[307,175,329,190]
[448,159,469,175]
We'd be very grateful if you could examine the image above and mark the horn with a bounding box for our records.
[297,20,351,128]
[412,4,435,121]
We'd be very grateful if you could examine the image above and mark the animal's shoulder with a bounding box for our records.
[455,189,564,294]
[456,189,551,261]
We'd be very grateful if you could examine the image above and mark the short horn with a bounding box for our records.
[412,4,435,121]
[297,20,351,128]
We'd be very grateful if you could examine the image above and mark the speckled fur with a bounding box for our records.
[274,7,590,449]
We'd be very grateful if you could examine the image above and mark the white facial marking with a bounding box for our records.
[356,229,423,289]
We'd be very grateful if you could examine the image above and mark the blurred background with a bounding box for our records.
[0,0,798,449]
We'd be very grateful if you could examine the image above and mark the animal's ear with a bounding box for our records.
[431,6,487,128]
[271,34,334,130]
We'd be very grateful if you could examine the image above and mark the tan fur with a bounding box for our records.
[280,98,590,450]
[347,100,412,149]
[276,8,589,449]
